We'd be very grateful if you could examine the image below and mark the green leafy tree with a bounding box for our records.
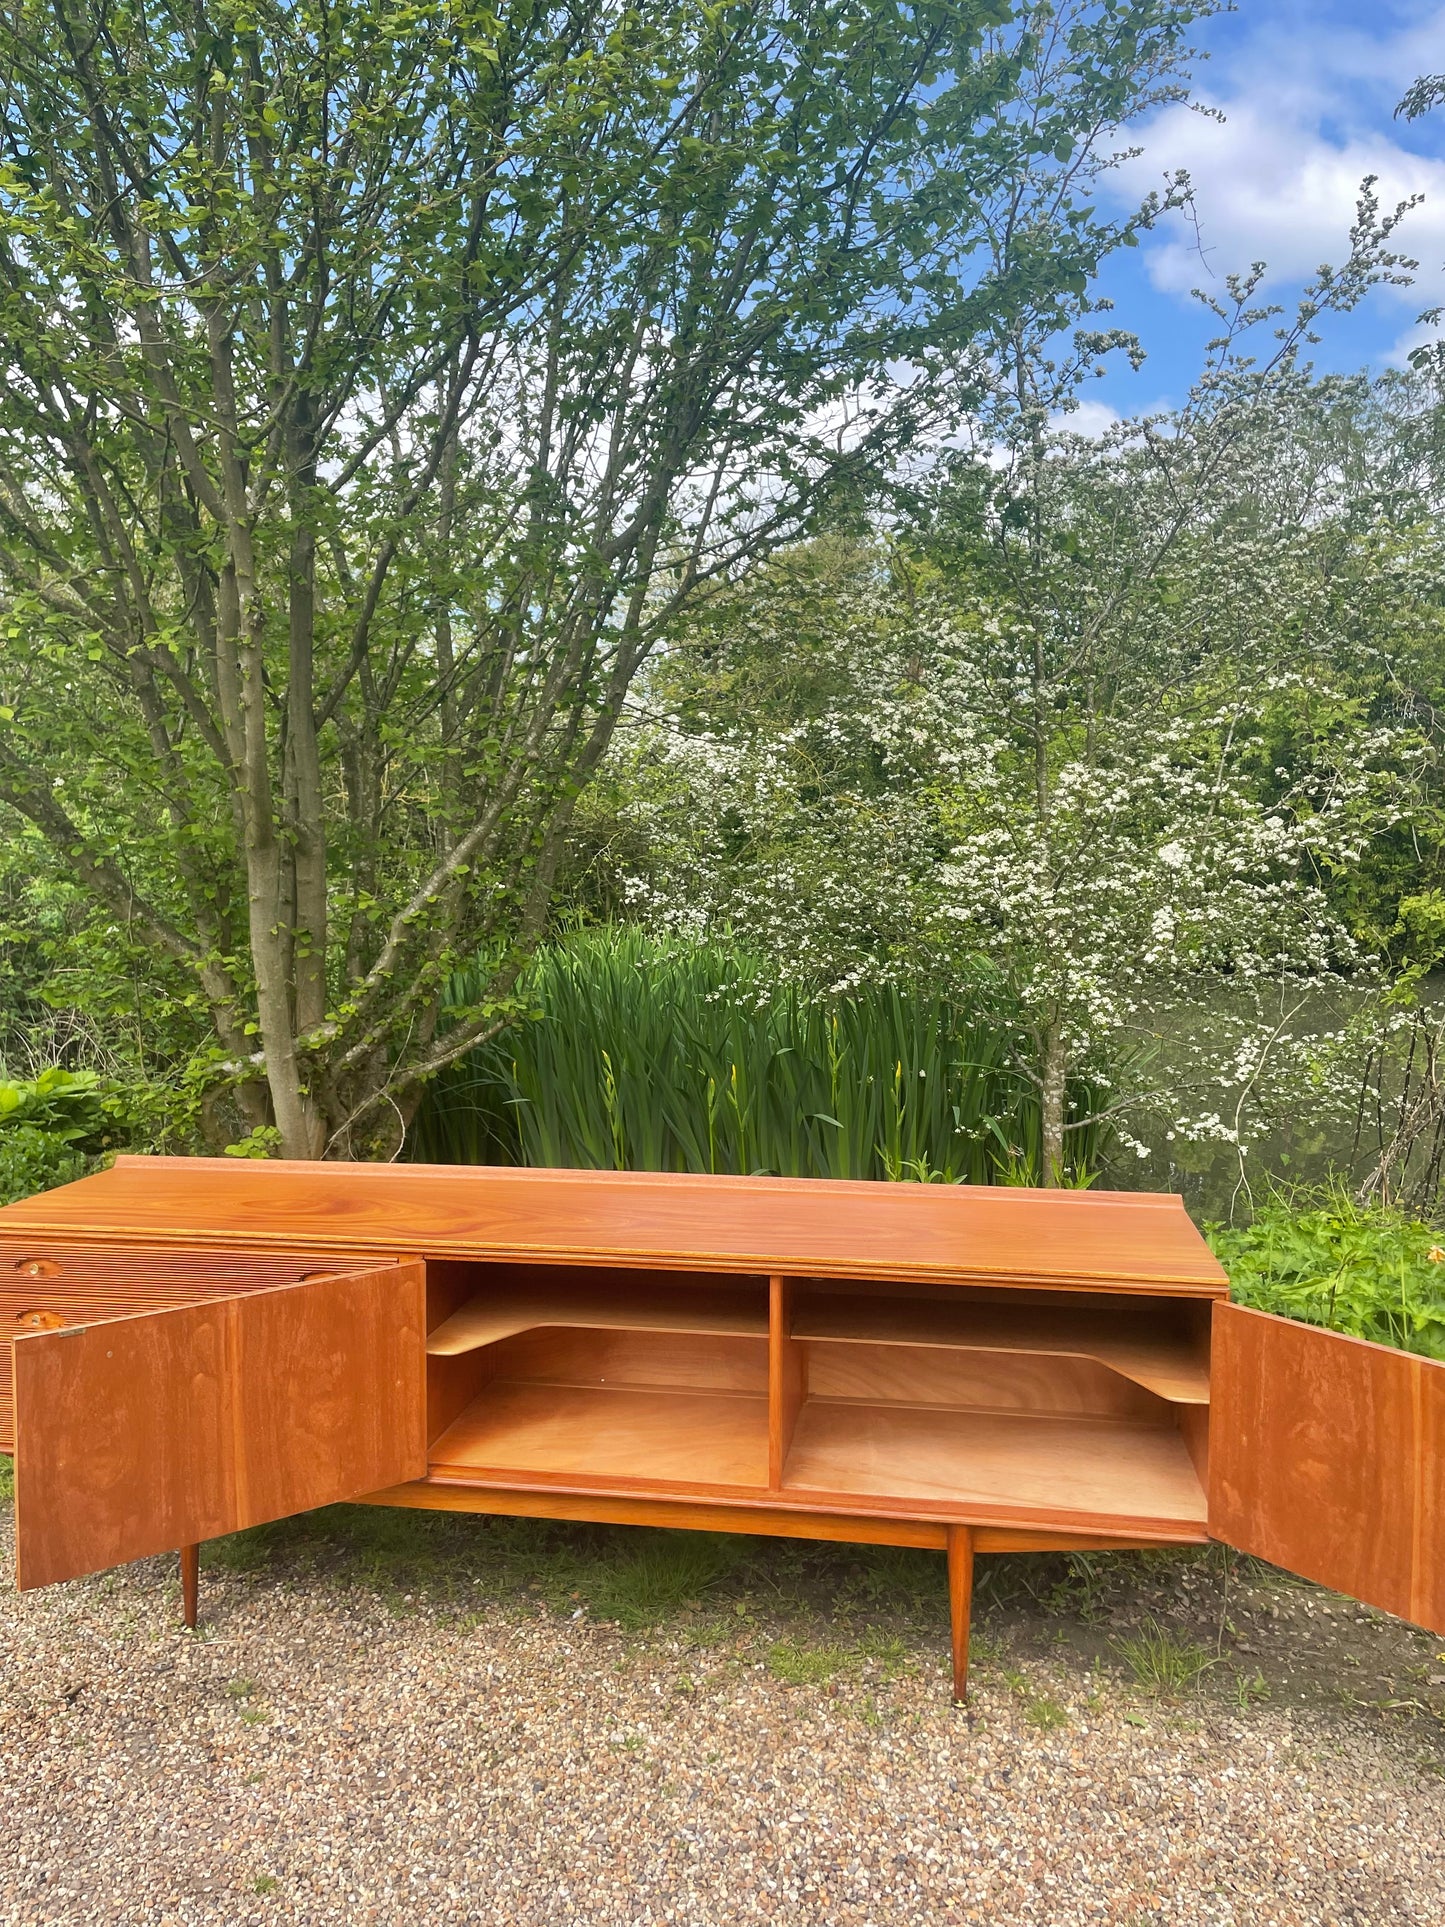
[0,0,1217,1156]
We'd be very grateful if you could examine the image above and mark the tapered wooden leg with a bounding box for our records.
[946,1525,973,1703]
[180,1544,199,1631]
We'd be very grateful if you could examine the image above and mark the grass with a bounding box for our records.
[1208,1183,1445,1359]
[203,1508,765,1629]
[1112,1617,1216,1695]
[1000,1665,1071,1728]
[585,1533,742,1629]
[767,1639,854,1686]
[409,928,1110,1184]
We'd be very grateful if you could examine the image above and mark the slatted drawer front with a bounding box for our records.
[0,1243,381,1451]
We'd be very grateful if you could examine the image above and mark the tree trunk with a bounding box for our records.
[1039,1024,1067,1189]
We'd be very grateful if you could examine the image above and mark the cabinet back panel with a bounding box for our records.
[799,1277,1199,1318]
[431,1260,767,1303]
[804,1341,1169,1423]
[481,1328,768,1395]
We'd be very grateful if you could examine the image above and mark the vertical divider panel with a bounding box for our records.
[769,1274,806,1490]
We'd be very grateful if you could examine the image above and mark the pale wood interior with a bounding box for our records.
[431,1383,770,1491]
[424,1267,1210,1528]
[422,1263,1208,1402]
[426,1265,769,1354]
[781,1402,1206,1529]
[793,1280,1209,1403]
[801,1340,1171,1423]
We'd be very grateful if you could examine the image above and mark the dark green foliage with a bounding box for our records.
[409,929,1109,1183]
[0,1066,117,1147]
[0,1129,92,1207]
[0,1067,128,1204]
[1208,1186,1445,1359]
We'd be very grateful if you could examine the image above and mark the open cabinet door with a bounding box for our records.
[1210,1302,1445,1634]
[12,1261,426,1590]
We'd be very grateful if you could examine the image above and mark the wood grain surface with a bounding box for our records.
[0,1242,378,1451]
[0,1156,1229,1292]
[361,1479,1190,1551]
[430,1382,770,1491]
[947,1524,974,1701]
[1209,1303,1445,1634]
[13,1262,427,1589]
[793,1292,1210,1402]
[769,1276,805,1489]
[476,1328,769,1395]
[361,1480,954,1546]
[427,1270,768,1353]
[783,1402,1207,1533]
[801,1342,1170,1424]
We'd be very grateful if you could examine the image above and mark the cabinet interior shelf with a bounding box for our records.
[431,1284,1206,1408]
[427,1280,768,1354]
[793,1293,1209,1404]
[431,1382,770,1491]
[784,1398,1206,1530]
[428,1379,1205,1530]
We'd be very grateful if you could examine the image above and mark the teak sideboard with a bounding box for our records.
[0,1156,1441,1699]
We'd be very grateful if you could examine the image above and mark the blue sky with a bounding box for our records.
[1079,0,1445,422]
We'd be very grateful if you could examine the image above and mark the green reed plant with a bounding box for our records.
[1208,1183,1445,1360]
[409,929,1109,1183]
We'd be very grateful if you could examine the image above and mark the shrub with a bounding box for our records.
[1208,1186,1445,1360]
[0,1125,92,1207]
[0,1066,124,1205]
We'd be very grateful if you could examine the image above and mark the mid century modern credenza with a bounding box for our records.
[0,1156,1440,1699]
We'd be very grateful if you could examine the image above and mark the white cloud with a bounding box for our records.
[1049,398,1122,438]
[1118,100,1445,303]
[1109,9,1445,313]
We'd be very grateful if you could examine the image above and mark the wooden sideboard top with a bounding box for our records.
[0,1157,1228,1294]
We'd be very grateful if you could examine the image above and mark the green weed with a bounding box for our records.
[1234,1669,1271,1708]
[1112,1618,1216,1695]
[1024,1692,1070,1730]
[767,1640,853,1686]
[0,1454,12,1503]
[841,1546,947,1613]
[855,1629,914,1677]
[1000,1664,1070,1728]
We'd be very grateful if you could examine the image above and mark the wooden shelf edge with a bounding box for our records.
[0,1222,1229,1294]
[792,1309,1210,1405]
[426,1457,771,1500]
[428,1287,768,1355]
[413,1464,1209,1542]
[365,1479,952,1545]
[361,1481,1195,1555]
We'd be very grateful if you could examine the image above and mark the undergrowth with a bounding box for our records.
[1208,1184,1445,1359]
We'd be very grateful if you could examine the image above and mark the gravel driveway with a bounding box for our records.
[1,1499,1442,1926]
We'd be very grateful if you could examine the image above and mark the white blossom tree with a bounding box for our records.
[601,352,1428,1187]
